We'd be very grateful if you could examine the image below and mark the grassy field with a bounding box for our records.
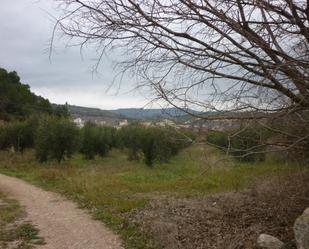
[0,145,307,249]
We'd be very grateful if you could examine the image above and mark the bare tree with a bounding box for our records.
[53,0,309,157]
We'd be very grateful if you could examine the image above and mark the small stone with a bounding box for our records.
[257,234,285,249]
[294,208,309,249]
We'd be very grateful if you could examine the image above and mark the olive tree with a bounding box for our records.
[80,123,116,159]
[35,116,79,163]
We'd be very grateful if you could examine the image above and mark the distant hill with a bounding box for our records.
[110,108,198,120]
[67,105,126,126]
[66,105,200,124]
[0,67,53,120]
[68,105,124,119]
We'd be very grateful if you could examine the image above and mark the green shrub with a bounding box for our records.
[206,130,229,149]
[0,125,10,150]
[119,124,143,161]
[35,116,79,163]
[120,125,192,166]
[80,123,117,159]
[80,123,99,159]
[268,111,309,163]
[0,118,38,152]
[207,127,268,162]
[140,128,157,166]
[230,127,267,162]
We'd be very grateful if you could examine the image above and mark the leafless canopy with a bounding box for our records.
[53,0,309,118]
[51,0,309,159]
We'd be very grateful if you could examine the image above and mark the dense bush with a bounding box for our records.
[120,125,192,166]
[0,125,9,150]
[0,117,38,152]
[35,116,79,163]
[230,127,268,162]
[206,127,268,162]
[80,123,98,159]
[267,111,309,163]
[80,123,117,159]
[118,124,143,160]
[206,130,229,149]
[0,68,53,120]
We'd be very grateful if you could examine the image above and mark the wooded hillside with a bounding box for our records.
[0,68,52,120]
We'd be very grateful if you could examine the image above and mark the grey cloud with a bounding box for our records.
[0,0,148,109]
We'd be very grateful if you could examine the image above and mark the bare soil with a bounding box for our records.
[127,171,309,249]
[0,174,123,249]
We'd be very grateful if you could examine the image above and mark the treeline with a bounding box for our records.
[0,116,193,166]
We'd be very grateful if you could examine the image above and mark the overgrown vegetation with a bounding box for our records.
[206,127,271,162]
[35,116,79,163]
[0,191,45,248]
[0,146,307,249]
[119,125,193,166]
[80,123,118,159]
[0,67,192,166]
[0,116,38,152]
[0,68,70,122]
[0,118,192,166]
[0,68,52,121]
[1,67,308,249]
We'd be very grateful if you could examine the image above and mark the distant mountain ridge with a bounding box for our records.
[68,105,124,119]
[67,105,197,121]
[110,107,198,120]
[110,108,166,120]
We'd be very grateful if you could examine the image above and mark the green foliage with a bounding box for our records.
[230,127,268,162]
[206,130,229,149]
[140,128,157,166]
[15,223,42,242]
[80,123,118,159]
[52,103,70,118]
[207,127,268,162]
[0,145,305,249]
[80,123,107,159]
[0,192,45,248]
[120,125,192,166]
[0,68,52,120]
[80,123,98,159]
[268,112,309,163]
[0,125,10,150]
[118,124,143,161]
[35,116,79,163]
[0,117,38,152]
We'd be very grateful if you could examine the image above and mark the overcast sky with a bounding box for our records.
[0,0,152,109]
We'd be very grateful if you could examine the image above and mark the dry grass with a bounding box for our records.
[128,172,309,249]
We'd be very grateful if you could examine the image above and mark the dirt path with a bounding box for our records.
[0,174,124,249]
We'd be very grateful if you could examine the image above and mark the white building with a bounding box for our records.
[118,119,128,127]
[156,119,176,127]
[73,117,85,128]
